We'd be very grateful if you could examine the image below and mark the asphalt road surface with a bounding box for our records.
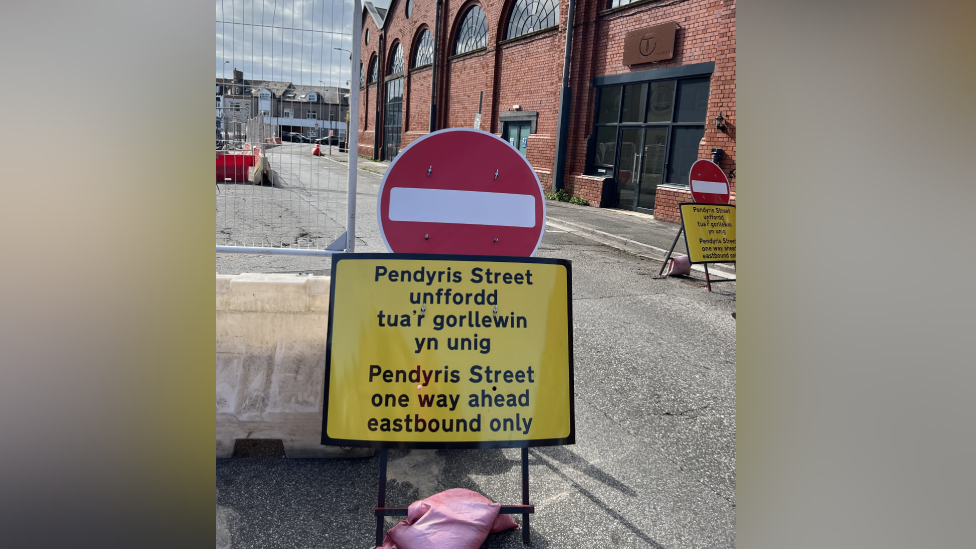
[216,151,736,548]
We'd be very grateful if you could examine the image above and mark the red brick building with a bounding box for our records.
[358,0,735,223]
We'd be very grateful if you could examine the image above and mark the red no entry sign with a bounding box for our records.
[689,159,730,205]
[377,128,546,256]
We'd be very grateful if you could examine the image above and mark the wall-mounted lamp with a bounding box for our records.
[715,112,726,132]
[711,148,724,164]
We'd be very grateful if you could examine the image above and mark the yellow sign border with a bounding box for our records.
[321,253,576,449]
[679,203,736,264]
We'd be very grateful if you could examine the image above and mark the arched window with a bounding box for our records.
[454,6,488,55]
[413,29,434,67]
[406,0,413,18]
[506,0,558,40]
[369,56,378,84]
[360,62,365,88]
[388,43,404,75]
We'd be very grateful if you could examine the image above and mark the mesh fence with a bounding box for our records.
[216,0,354,252]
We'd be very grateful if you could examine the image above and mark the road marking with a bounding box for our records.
[546,217,736,280]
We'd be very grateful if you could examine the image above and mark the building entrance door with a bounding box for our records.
[503,122,530,156]
[637,127,667,210]
[614,128,642,206]
[590,76,710,213]
[384,78,403,161]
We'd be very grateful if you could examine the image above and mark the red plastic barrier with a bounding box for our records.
[216,154,254,182]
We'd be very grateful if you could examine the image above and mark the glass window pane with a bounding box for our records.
[593,126,617,166]
[674,77,710,123]
[414,29,434,67]
[666,126,705,186]
[620,84,645,123]
[454,6,488,55]
[388,43,404,75]
[597,86,621,124]
[506,0,559,40]
[616,129,641,206]
[646,80,675,123]
[638,127,667,209]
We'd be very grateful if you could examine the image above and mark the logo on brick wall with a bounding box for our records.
[640,33,657,56]
[623,22,677,66]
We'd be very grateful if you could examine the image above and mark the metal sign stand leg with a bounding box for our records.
[703,264,712,292]
[521,447,531,543]
[659,226,685,276]
[376,448,389,547]
[372,447,534,546]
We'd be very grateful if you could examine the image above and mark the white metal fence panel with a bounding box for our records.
[216,0,355,254]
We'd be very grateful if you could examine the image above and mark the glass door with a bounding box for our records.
[637,128,667,210]
[615,128,642,207]
[589,75,711,212]
[504,122,530,156]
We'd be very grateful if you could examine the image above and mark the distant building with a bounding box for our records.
[217,68,350,140]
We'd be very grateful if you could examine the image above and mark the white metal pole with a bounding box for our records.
[346,0,361,253]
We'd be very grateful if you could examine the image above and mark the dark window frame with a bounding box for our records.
[454,5,488,56]
[388,42,404,76]
[368,55,379,84]
[505,0,559,41]
[587,64,714,200]
[413,28,434,68]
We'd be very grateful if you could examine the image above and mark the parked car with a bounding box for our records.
[313,136,346,147]
[282,132,311,143]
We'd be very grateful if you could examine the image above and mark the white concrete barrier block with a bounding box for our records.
[216,273,371,459]
[216,337,246,414]
[217,273,310,313]
[267,339,326,414]
[305,277,330,295]
[237,346,273,420]
[217,275,233,293]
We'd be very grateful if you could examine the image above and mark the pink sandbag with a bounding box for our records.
[664,255,692,276]
[380,488,519,549]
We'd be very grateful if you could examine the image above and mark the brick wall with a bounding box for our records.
[568,174,609,206]
[358,11,381,159]
[408,66,432,132]
[446,48,495,129]
[358,83,377,158]
[654,186,736,225]
[494,28,563,137]
[527,134,554,186]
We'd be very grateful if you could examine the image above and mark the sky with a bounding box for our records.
[216,0,355,88]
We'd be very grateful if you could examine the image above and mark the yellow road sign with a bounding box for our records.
[322,254,575,449]
[679,203,736,263]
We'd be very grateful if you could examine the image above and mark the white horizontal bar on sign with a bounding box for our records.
[691,180,729,194]
[389,188,536,227]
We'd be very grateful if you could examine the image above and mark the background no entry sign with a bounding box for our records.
[377,128,546,257]
[689,159,731,205]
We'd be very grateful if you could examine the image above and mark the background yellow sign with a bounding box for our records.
[680,204,736,263]
[322,254,575,449]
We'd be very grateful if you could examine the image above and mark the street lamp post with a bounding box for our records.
[334,47,353,157]
[320,79,333,155]
[221,60,231,141]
